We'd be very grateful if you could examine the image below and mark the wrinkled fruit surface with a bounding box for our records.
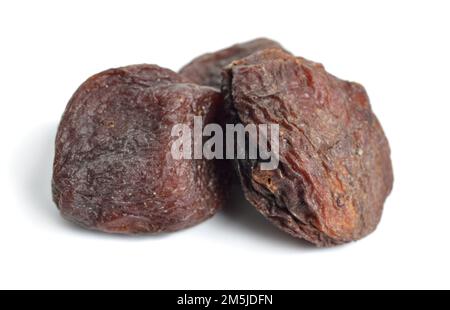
[180,38,286,89]
[52,64,227,233]
[223,49,394,246]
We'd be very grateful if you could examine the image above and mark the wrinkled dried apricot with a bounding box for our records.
[52,64,227,233]
[223,49,393,246]
[180,38,286,89]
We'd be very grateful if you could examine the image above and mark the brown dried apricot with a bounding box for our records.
[223,49,394,246]
[180,38,286,89]
[52,64,227,233]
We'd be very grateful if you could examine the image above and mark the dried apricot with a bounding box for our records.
[223,49,393,246]
[52,64,227,233]
[180,38,286,89]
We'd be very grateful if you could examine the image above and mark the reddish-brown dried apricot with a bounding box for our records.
[180,38,286,89]
[52,64,227,233]
[223,49,393,246]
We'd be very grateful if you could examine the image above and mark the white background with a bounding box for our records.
[1,0,449,290]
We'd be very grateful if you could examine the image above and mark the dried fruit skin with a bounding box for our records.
[179,38,286,89]
[223,49,394,246]
[52,64,227,233]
